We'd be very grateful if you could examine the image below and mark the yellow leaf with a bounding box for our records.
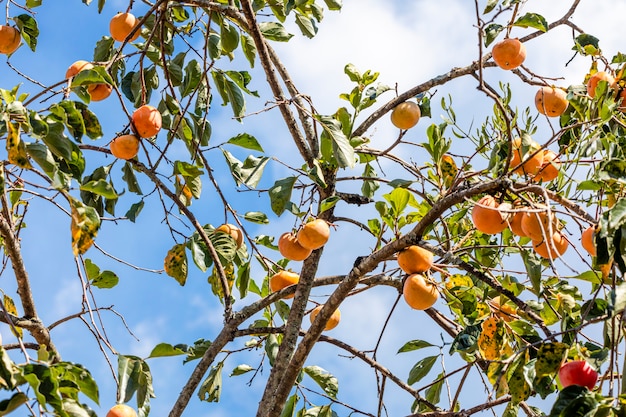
[6,123,31,169]
[70,198,101,256]
[164,243,188,286]
[2,295,21,338]
[439,154,458,188]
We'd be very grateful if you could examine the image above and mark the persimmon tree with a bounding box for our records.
[0,0,624,416]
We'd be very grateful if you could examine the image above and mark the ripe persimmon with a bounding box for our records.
[216,223,243,248]
[0,25,20,54]
[532,232,568,259]
[587,71,617,98]
[533,149,561,182]
[87,83,113,101]
[110,134,140,160]
[508,211,527,237]
[397,245,434,274]
[403,274,439,310]
[310,305,341,331]
[490,296,517,322]
[106,404,137,417]
[535,86,568,117]
[66,60,112,101]
[297,218,330,250]
[390,101,421,130]
[471,195,507,234]
[66,60,93,79]
[492,38,526,70]
[269,270,299,299]
[581,226,597,257]
[109,12,141,42]
[509,137,544,176]
[278,232,311,261]
[132,105,162,138]
[520,208,556,241]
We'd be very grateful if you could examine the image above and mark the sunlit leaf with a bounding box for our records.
[258,22,293,42]
[303,366,338,398]
[14,14,38,52]
[226,133,264,152]
[147,343,186,359]
[397,340,435,353]
[164,243,188,286]
[70,197,101,256]
[269,177,296,216]
[513,13,548,32]
[6,123,31,169]
[199,362,223,403]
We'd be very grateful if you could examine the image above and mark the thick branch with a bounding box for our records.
[0,212,58,357]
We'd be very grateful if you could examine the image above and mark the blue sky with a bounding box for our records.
[0,0,624,416]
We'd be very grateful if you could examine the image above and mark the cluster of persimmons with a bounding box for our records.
[66,12,161,160]
[270,219,341,330]
[382,36,608,389]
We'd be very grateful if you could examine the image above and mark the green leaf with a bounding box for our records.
[116,355,154,416]
[181,59,202,98]
[22,364,64,414]
[320,196,340,213]
[324,0,342,11]
[317,115,354,168]
[483,23,503,47]
[407,355,438,385]
[521,249,542,295]
[258,22,294,42]
[449,324,481,353]
[183,339,212,364]
[80,179,117,200]
[122,162,143,195]
[244,211,269,224]
[509,358,531,405]
[230,364,254,377]
[573,33,600,56]
[303,366,338,398]
[241,34,257,67]
[91,270,119,289]
[0,392,28,415]
[295,13,317,38]
[548,385,599,417]
[125,201,144,223]
[0,348,17,390]
[220,23,239,53]
[421,372,443,412]
[513,13,548,32]
[222,150,269,189]
[52,362,99,405]
[483,0,498,13]
[226,133,264,152]
[211,70,246,119]
[236,260,251,299]
[70,66,113,88]
[199,362,223,403]
[268,177,297,216]
[14,14,38,52]
[74,101,103,140]
[397,340,435,353]
[535,342,568,378]
[280,393,299,417]
[265,334,280,366]
[147,343,186,359]
[93,36,115,62]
